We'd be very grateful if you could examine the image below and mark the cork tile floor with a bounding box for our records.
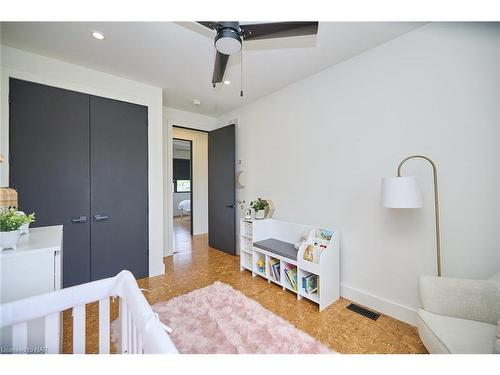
[63,233,427,354]
[173,216,192,253]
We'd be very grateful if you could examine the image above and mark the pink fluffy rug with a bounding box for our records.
[113,282,332,354]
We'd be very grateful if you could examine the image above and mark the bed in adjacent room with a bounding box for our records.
[178,199,191,219]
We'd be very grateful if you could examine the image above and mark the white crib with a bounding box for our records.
[0,270,177,354]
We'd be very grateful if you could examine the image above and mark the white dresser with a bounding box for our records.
[0,225,63,352]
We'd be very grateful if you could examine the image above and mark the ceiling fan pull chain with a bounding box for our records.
[240,47,244,97]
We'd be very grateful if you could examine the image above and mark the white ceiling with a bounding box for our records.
[1,22,424,116]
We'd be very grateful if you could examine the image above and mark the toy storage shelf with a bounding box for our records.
[239,221,254,272]
[239,218,340,311]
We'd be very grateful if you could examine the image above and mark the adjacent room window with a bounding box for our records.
[173,158,191,193]
[176,180,191,192]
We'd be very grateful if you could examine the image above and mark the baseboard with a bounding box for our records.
[340,284,417,326]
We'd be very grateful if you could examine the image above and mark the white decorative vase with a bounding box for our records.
[0,229,21,250]
[19,223,29,235]
[16,211,30,235]
[254,210,265,220]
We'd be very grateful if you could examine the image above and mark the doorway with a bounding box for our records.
[172,138,192,253]
[168,124,235,256]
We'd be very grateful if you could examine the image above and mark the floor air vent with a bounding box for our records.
[346,303,380,321]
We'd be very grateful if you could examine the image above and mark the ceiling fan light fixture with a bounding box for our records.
[197,21,319,93]
[215,28,241,55]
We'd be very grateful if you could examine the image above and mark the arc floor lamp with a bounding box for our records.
[381,155,442,276]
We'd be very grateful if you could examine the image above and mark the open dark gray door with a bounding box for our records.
[9,78,91,287]
[208,124,236,255]
[89,96,149,281]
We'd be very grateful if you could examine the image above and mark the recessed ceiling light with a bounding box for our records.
[192,99,201,106]
[223,80,231,85]
[91,31,105,40]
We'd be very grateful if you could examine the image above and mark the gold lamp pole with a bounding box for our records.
[382,155,442,276]
[398,155,441,276]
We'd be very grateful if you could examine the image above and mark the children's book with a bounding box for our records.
[269,259,280,281]
[305,274,318,294]
[273,263,280,280]
[317,228,334,241]
[286,267,297,291]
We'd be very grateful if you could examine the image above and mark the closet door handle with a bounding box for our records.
[225,204,236,208]
[93,214,108,222]
[71,216,87,223]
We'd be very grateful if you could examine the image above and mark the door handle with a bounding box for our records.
[225,204,236,208]
[93,214,109,222]
[71,216,87,223]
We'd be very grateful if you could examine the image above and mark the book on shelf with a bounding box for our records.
[269,258,280,281]
[284,266,297,291]
[273,264,280,281]
[284,268,292,286]
[302,274,318,294]
[301,228,334,264]
[317,228,334,241]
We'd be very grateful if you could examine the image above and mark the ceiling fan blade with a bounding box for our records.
[197,21,218,30]
[240,22,318,41]
[212,51,229,84]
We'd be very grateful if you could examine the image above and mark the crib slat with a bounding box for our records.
[44,313,60,354]
[98,298,110,354]
[72,305,85,354]
[12,322,28,351]
[127,310,134,354]
[132,324,138,354]
[137,331,143,354]
[119,298,128,353]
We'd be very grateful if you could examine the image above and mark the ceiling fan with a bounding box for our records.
[197,21,319,90]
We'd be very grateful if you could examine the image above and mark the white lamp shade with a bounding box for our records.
[381,176,423,208]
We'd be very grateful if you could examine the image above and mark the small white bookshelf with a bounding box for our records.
[239,218,340,311]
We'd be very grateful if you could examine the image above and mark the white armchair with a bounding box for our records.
[417,270,500,354]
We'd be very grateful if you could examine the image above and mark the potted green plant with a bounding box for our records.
[250,198,269,220]
[0,208,35,250]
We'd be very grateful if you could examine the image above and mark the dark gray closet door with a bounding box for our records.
[9,78,91,288]
[208,124,236,255]
[89,96,148,281]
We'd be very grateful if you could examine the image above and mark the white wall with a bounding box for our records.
[163,107,216,255]
[164,107,217,132]
[217,23,500,324]
[0,46,165,277]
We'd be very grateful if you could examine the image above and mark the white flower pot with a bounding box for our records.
[16,211,30,235]
[254,210,265,220]
[20,223,30,235]
[0,229,21,250]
